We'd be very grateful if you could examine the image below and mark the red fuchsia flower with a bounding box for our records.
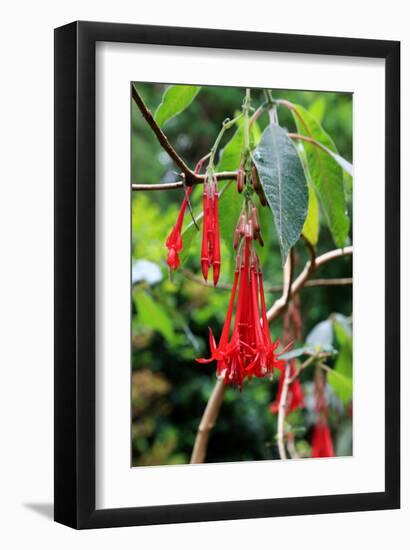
[269,360,304,414]
[165,159,204,271]
[197,209,286,389]
[201,175,221,286]
[165,186,193,270]
[311,420,334,458]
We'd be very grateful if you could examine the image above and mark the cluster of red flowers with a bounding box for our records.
[311,369,334,458]
[197,207,286,388]
[165,162,285,389]
[201,175,220,286]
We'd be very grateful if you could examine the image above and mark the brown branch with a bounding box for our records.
[288,355,317,385]
[132,84,199,185]
[267,246,353,323]
[190,379,226,464]
[277,364,291,460]
[181,267,351,293]
[180,267,232,291]
[132,170,237,191]
[304,277,352,288]
[288,133,332,155]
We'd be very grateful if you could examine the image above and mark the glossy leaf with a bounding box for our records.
[291,104,349,247]
[154,85,201,127]
[253,124,308,263]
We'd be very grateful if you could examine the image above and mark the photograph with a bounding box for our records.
[131,82,353,467]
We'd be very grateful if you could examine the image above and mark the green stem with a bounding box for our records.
[243,88,251,154]
[208,114,243,173]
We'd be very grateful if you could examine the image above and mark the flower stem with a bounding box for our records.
[208,114,243,173]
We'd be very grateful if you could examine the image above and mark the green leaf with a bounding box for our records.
[308,97,326,123]
[291,104,349,247]
[327,369,352,404]
[253,124,308,263]
[302,182,319,245]
[154,85,201,127]
[134,289,175,344]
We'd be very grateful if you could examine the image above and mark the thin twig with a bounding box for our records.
[181,173,199,230]
[180,267,232,290]
[317,362,333,375]
[304,277,352,288]
[190,379,226,464]
[288,355,317,384]
[180,267,352,293]
[267,246,353,323]
[132,171,237,191]
[277,364,291,460]
[132,85,199,183]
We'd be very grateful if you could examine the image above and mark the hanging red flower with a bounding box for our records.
[165,159,204,272]
[165,186,193,270]
[197,206,286,388]
[201,174,221,286]
[311,420,334,458]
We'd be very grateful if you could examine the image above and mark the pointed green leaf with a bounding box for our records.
[154,85,201,127]
[253,124,308,263]
[308,97,326,123]
[291,104,349,247]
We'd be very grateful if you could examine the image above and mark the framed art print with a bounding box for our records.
[54,21,400,528]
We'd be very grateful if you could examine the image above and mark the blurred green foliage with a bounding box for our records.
[131,83,353,466]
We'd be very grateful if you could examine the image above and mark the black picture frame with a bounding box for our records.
[54,20,400,529]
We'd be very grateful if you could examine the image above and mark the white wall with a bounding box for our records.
[0,1,407,548]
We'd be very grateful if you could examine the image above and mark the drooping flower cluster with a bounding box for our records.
[201,175,220,286]
[197,206,286,388]
[270,360,304,414]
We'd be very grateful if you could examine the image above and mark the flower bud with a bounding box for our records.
[237,168,244,193]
